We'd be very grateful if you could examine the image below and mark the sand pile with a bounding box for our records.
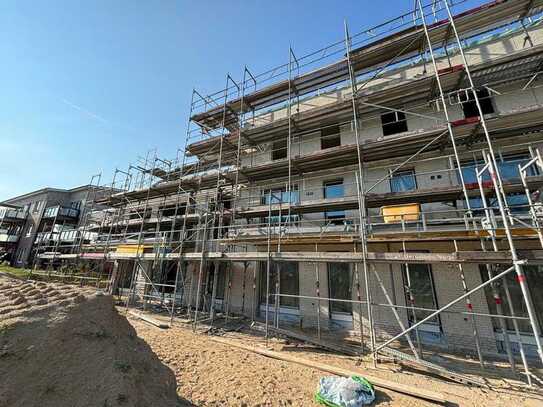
[0,276,178,407]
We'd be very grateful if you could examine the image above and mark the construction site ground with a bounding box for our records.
[129,311,543,407]
[0,275,178,407]
[1,272,542,406]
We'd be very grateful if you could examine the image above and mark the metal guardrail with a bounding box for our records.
[0,208,27,220]
[43,205,80,219]
[0,233,19,243]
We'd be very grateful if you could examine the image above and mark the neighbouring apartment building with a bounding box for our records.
[38,0,543,383]
[0,185,101,267]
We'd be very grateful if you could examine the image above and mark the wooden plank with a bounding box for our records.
[128,311,169,329]
[259,324,360,356]
[208,336,447,404]
[257,324,484,387]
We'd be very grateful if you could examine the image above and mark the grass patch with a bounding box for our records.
[0,264,109,287]
[0,265,34,280]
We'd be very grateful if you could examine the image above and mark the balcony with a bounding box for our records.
[36,229,80,243]
[0,233,19,243]
[0,207,27,222]
[43,205,80,220]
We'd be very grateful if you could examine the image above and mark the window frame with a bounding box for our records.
[327,262,353,318]
[271,140,288,161]
[381,111,408,136]
[389,169,417,193]
[401,262,441,333]
[259,261,300,312]
[320,125,341,150]
[323,179,345,224]
[260,185,300,225]
[206,263,227,301]
[461,88,495,119]
[260,186,299,206]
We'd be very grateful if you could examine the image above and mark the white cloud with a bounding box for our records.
[61,98,110,126]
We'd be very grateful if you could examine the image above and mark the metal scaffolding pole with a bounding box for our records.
[315,263,322,341]
[441,0,543,364]
[477,156,532,384]
[345,20,376,360]
[192,211,209,332]
[274,261,280,329]
[475,163,519,374]
[265,192,273,345]
[286,47,299,233]
[353,261,365,352]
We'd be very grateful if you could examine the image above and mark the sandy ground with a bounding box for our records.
[128,314,543,407]
[0,276,178,407]
[1,273,541,407]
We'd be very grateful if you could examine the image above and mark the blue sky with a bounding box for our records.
[0,0,484,201]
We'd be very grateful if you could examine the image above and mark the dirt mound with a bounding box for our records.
[0,277,178,407]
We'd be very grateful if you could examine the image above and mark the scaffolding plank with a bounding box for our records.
[41,249,543,264]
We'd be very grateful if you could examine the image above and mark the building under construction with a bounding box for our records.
[38,0,543,386]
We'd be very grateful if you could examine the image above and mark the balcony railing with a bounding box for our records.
[36,229,80,243]
[0,208,27,221]
[43,205,80,219]
[0,233,19,243]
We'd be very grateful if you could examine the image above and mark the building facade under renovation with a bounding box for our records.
[38,0,543,386]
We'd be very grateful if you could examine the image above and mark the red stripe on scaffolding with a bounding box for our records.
[451,116,480,127]
[465,180,493,189]
[437,65,464,76]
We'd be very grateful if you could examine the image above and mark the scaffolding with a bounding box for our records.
[38,0,543,387]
